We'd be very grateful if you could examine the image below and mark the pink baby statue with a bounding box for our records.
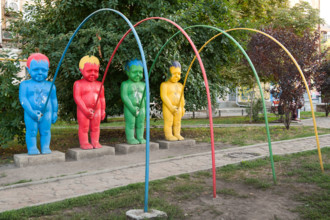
[73,55,106,150]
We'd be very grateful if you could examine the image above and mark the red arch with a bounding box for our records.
[101,17,217,198]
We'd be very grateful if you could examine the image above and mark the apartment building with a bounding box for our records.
[0,0,33,77]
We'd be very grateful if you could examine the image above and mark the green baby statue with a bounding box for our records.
[120,59,146,145]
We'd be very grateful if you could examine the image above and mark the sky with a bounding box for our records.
[320,0,330,25]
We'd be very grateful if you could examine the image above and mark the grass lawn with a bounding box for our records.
[51,111,326,129]
[300,111,326,118]
[0,147,328,219]
[185,126,330,146]
[53,115,277,128]
[1,125,330,165]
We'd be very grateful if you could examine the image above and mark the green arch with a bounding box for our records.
[146,25,277,183]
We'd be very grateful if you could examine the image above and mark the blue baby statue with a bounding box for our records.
[19,53,58,155]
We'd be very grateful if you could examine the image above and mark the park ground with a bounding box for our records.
[0,147,329,219]
[0,112,329,219]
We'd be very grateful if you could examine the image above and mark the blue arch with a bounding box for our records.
[41,8,151,212]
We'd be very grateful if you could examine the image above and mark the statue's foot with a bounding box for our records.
[92,143,103,149]
[137,138,146,144]
[165,135,178,141]
[41,147,52,154]
[175,135,184,141]
[28,147,40,155]
[80,143,93,150]
[127,138,140,145]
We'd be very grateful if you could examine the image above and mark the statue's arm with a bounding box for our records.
[19,82,37,120]
[100,85,106,120]
[73,81,89,116]
[51,85,58,123]
[160,82,176,113]
[180,84,185,116]
[140,82,146,109]
[120,81,137,116]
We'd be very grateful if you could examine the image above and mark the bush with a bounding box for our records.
[0,55,24,147]
[246,98,263,122]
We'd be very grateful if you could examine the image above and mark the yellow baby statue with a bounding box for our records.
[160,61,185,141]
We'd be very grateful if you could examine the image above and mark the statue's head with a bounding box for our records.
[125,59,143,82]
[79,55,100,82]
[27,53,50,82]
[169,61,181,83]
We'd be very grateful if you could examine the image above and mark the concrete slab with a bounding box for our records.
[156,139,196,149]
[115,142,159,154]
[126,209,167,220]
[66,146,115,160]
[14,151,65,168]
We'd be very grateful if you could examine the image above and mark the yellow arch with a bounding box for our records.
[180,27,324,172]
[0,58,27,62]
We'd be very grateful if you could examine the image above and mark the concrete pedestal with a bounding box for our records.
[126,209,167,220]
[66,146,115,160]
[156,139,196,149]
[115,142,159,154]
[14,151,65,168]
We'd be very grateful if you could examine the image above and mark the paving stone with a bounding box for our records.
[299,117,330,128]
[66,146,115,160]
[115,142,159,154]
[14,151,65,168]
[126,209,167,220]
[156,139,196,149]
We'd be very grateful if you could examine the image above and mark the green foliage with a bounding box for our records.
[230,0,289,25]
[0,0,297,145]
[0,54,24,147]
[7,0,293,121]
[271,1,324,35]
[218,64,256,89]
[246,98,263,122]
[183,0,290,89]
[7,0,240,120]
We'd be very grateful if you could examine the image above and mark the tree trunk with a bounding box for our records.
[283,103,291,130]
[249,90,255,123]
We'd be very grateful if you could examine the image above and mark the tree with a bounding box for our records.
[1,0,295,146]
[246,27,325,129]
[231,0,289,25]
[8,0,239,121]
[270,1,324,35]
[243,1,326,129]
[314,61,330,116]
[175,0,292,109]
